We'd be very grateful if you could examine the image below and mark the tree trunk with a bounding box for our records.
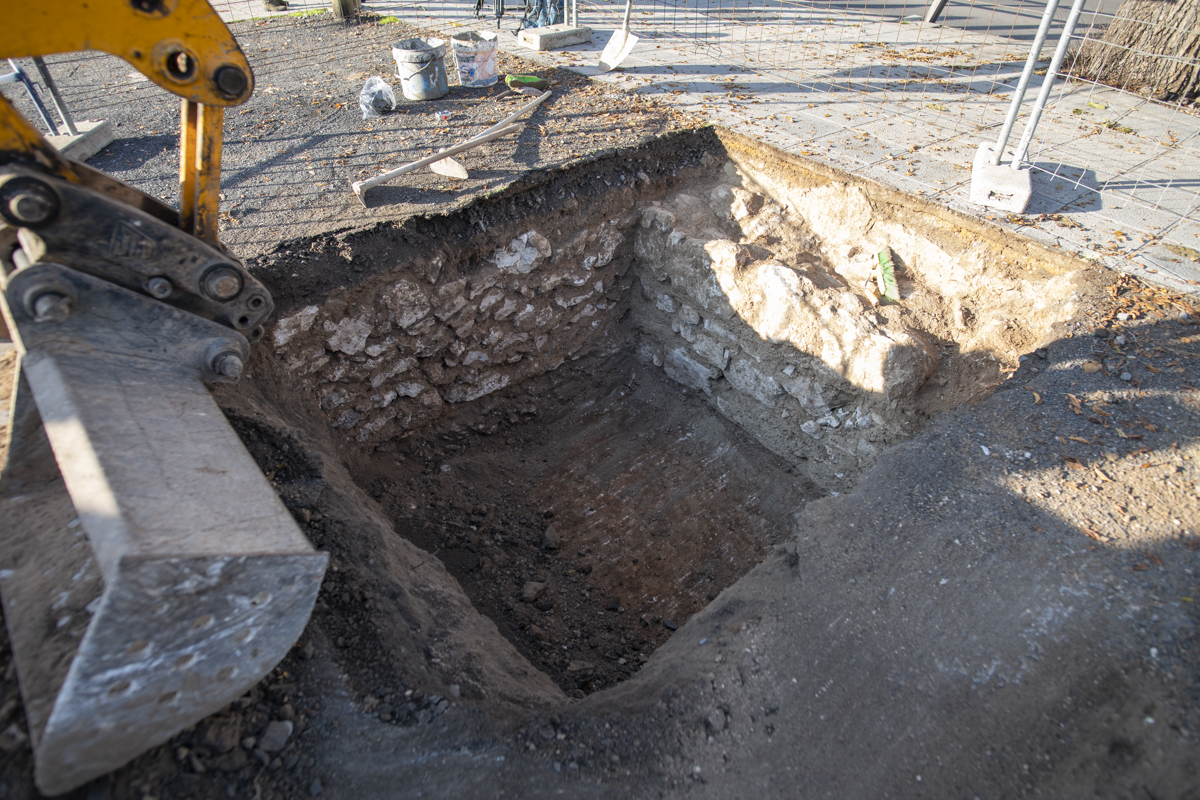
[1073,0,1200,99]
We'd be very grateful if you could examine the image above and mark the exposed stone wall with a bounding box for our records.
[268,206,642,444]
[629,170,930,490]
[264,134,1087,492]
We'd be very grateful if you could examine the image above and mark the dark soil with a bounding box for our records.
[354,351,819,696]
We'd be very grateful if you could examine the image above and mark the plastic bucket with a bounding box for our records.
[392,37,449,101]
[449,31,499,88]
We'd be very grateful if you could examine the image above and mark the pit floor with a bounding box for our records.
[355,352,819,695]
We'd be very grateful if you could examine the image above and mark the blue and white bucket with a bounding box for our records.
[450,31,499,88]
[392,37,449,101]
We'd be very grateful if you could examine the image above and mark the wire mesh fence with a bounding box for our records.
[3,0,1197,277]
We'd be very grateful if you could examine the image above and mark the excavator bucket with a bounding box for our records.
[1,0,327,793]
[0,264,328,795]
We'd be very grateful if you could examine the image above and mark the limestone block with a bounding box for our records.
[369,356,417,389]
[781,374,828,415]
[729,187,763,220]
[679,304,701,325]
[273,305,319,348]
[725,359,783,408]
[582,226,622,270]
[818,325,936,402]
[747,262,813,345]
[691,335,730,370]
[434,293,468,322]
[285,346,329,376]
[445,373,511,403]
[324,316,372,355]
[555,289,593,309]
[364,336,397,358]
[319,387,350,410]
[479,289,505,313]
[494,231,552,274]
[569,304,596,324]
[382,280,431,329]
[331,409,363,429]
[640,206,676,232]
[395,382,425,398]
[709,185,735,219]
[468,274,499,300]
[494,298,522,321]
[413,327,452,358]
[512,304,538,328]
[356,408,398,441]
[663,348,719,394]
[800,420,820,438]
[702,318,738,343]
[656,294,677,313]
[462,351,488,366]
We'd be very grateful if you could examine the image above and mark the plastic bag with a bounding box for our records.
[359,76,396,119]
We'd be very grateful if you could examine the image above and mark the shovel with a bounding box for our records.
[599,0,637,73]
[427,89,554,181]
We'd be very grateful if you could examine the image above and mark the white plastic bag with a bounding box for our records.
[359,76,397,119]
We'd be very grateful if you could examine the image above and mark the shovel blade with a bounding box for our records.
[598,30,638,72]
[429,156,469,179]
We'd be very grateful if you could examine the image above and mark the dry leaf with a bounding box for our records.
[1064,456,1085,469]
[1084,528,1102,541]
[1132,564,1149,571]
[1146,552,1163,567]
[1066,394,1084,414]
[1067,436,1092,444]
[1083,360,1103,373]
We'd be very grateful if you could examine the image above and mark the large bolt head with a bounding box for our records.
[146,276,173,299]
[214,65,249,100]
[9,192,52,224]
[30,292,70,324]
[200,265,244,301]
[1,178,59,227]
[212,352,244,379]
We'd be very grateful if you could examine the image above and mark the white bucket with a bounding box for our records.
[392,37,449,101]
[449,31,499,88]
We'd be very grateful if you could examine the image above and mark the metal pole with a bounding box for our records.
[31,57,78,137]
[1010,0,1087,168]
[924,0,950,24]
[5,59,58,136]
[990,0,1061,165]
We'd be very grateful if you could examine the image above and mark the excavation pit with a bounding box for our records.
[247,127,1092,704]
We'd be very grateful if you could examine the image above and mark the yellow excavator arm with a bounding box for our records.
[1,0,254,243]
[0,4,329,797]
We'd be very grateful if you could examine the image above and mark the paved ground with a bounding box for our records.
[196,0,1194,293]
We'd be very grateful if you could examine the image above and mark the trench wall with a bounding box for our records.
[264,131,1089,490]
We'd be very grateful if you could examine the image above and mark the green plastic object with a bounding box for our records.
[876,248,899,304]
[505,74,549,91]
